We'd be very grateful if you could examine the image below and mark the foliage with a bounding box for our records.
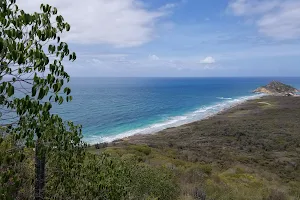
[0,0,83,199]
[0,134,34,200]
[45,152,179,200]
[0,1,179,199]
[0,0,79,146]
[129,144,152,156]
[129,163,179,200]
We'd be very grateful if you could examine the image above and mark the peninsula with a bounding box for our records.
[253,81,299,95]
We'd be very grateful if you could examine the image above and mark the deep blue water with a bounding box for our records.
[52,77,300,143]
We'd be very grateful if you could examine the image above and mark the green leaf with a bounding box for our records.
[44,102,52,111]
[38,88,44,100]
[17,54,24,65]
[65,23,70,31]
[58,96,63,104]
[72,52,76,61]
[63,87,71,95]
[0,39,3,52]
[52,7,58,14]
[32,86,37,96]
[7,85,14,97]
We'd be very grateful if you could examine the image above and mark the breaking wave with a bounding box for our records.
[86,94,264,144]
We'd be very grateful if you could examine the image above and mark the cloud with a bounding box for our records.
[200,56,216,64]
[228,0,280,16]
[17,0,171,47]
[91,58,102,65]
[149,54,160,60]
[159,3,177,10]
[228,0,300,40]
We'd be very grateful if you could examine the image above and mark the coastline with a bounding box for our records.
[112,95,300,144]
[89,94,265,144]
[114,95,300,146]
[90,95,300,199]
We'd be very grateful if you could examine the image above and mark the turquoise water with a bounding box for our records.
[52,77,300,143]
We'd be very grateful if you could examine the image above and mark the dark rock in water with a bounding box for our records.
[253,81,299,95]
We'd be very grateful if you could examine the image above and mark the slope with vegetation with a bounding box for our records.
[2,0,300,199]
[97,96,300,200]
[0,1,177,199]
[254,81,299,95]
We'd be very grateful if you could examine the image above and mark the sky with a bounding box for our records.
[18,0,300,77]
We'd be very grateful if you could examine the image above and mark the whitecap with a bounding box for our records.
[217,97,233,100]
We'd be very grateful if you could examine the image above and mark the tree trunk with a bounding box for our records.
[35,139,46,200]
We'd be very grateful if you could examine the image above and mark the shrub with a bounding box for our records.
[130,164,179,200]
[199,164,213,175]
[45,152,179,200]
[129,145,152,155]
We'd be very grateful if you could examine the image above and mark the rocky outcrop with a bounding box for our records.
[253,81,299,95]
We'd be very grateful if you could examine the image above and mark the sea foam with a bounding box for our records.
[217,97,233,100]
[86,94,264,144]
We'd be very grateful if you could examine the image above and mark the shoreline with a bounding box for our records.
[93,95,300,199]
[89,94,265,145]
[116,95,300,145]
[113,95,265,143]
[112,94,300,144]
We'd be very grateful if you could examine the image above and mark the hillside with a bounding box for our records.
[253,81,299,95]
[94,96,300,199]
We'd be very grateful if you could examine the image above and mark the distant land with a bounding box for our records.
[253,81,299,95]
[89,83,300,199]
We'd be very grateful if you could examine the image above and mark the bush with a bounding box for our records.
[130,164,179,200]
[45,152,179,200]
[199,165,213,175]
[0,135,34,200]
[129,145,152,155]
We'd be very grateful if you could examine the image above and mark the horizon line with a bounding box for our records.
[70,76,300,78]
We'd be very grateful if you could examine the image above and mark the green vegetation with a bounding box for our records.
[108,96,300,200]
[0,0,84,199]
[0,1,178,199]
[254,81,299,94]
[1,139,179,199]
[1,0,300,199]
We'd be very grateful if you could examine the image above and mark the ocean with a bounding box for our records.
[53,77,300,144]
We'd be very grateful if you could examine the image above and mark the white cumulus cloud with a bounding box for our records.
[228,0,300,40]
[17,0,170,47]
[200,56,216,64]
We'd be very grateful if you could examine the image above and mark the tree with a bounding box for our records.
[0,0,83,199]
[0,1,180,199]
